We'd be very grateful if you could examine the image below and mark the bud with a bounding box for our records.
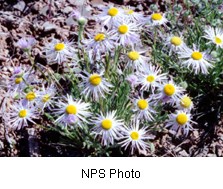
[16,37,36,51]
[179,81,188,89]
[78,16,87,26]
[24,86,33,93]
[173,4,183,12]
[14,93,20,100]
[150,4,158,11]
[211,51,218,58]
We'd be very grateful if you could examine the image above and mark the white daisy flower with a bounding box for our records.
[82,30,115,61]
[112,21,141,47]
[132,96,156,122]
[38,84,57,110]
[119,120,151,155]
[148,12,168,26]
[178,45,213,74]
[166,110,195,136]
[203,26,223,48]
[156,80,184,105]
[6,66,34,95]
[91,111,124,146]
[121,6,145,24]
[53,94,91,128]
[136,64,167,93]
[97,6,123,27]
[126,49,149,71]
[45,39,76,64]
[22,89,41,107]
[8,102,38,130]
[164,34,185,53]
[79,71,113,101]
[176,94,194,112]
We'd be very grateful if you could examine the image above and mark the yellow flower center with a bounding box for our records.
[146,75,155,83]
[15,77,23,84]
[89,74,102,86]
[26,92,36,101]
[176,113,188,125]
[118,25,129,34]
[215,36,222,44]
[18,109,27,118]
[101,119,112,130]
[151,13,163,21]
[180,96,192,108]
[128,51,140,60]
[130,131,139,140]
[54,43,65,51]
[163,84,176,96]
[126,9,134,14]
[170,36,182,46]
[107,7,118,17]
[137,99,148,110]
[66,105,77,114]
[94,33,105,42]
[42,94,51,103]
[191,51,203,60]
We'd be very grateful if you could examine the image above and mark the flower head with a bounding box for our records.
[203,26,223,48]
[165,34,185,53]
[119,120,152,155]
[121,6,145,24]
[17,37,36,50]
[178,45,213,74]
[166,110,195,136]
[82,29,115,61]
[97,6,123,27]
[111,21,141,47]
[136,64,167,93]
[126,49,149,71]
[132,96,156,122]
[45,39,76,64]
[148,12,168,26]
[53,94,91,128]
[176,94,194,111]
[8,102,38,130]
[79,71,113,101]
[91,111,124,146]
[156,80,184,105]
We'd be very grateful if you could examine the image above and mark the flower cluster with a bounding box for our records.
[1,3,222,156]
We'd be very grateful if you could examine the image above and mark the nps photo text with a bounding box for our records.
[81,169,141,179]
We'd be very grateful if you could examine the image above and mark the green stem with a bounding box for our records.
[105,53,110,78]
[114,46,121,65]
[78,24,84,47]
[153,27,157,63]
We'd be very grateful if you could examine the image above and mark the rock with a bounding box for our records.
[90,0,104,5]
[13,1,26,12]
[66,17,76,26]
[207,154,217,157]
[63,6,73,14]
[43,22,57,31]
[179,150,189,157]
[137,4,143,11]
[39,5,49,16]
[0,140,4,150]
[68,0,85,6]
